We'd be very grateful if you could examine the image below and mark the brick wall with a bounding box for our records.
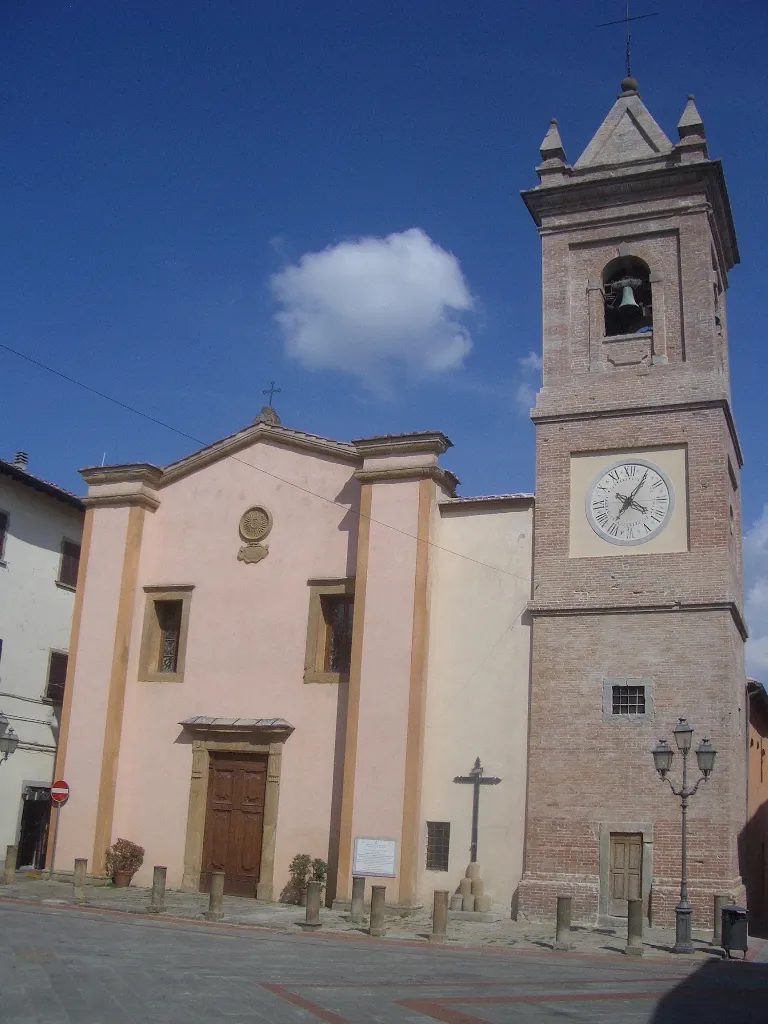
[520,125,745,926]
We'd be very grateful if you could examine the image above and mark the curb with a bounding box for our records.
[0,893,717,967]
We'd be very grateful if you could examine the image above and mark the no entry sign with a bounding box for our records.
[50,780,70,805]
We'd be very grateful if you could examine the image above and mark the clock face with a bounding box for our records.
[586,459,674,547]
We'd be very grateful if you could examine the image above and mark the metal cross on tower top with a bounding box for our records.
[263,381,282,405]
[598,1,659,79]
[453,757,501,863]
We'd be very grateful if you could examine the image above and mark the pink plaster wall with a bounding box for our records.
[349,480,420,895]
[56,507,131,868]
[64,438,360,894]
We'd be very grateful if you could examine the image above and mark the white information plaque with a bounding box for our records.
[352,836,397,877]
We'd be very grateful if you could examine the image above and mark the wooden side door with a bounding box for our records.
[609,833,643,916]
[200,753,267,896]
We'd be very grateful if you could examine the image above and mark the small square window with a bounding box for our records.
[612,684,646,715]
[426,822,450,872]
[604,677,652,720]
[46,650,68,703]
[58,540,81,588]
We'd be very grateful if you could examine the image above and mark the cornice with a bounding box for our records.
[144,583,195,593]
[521,160,738,270]
[80,463,163,487]
[179,716,295,741]
[440,493,535,512]
[529,598,748,640]
[354,465,458,494]
[532,397,743,467]
[81,493,160,512]
[352,431,453,458]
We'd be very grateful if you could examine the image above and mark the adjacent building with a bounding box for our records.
[51,80,748,927]
[0,452,84,868]
[745,680,768,925]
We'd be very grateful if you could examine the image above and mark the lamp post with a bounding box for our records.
[652,718,717,954]
[0,712,19,765]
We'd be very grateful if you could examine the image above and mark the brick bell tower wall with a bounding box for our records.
[517,87,746,927]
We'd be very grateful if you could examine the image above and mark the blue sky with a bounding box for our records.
[2,2,767,663]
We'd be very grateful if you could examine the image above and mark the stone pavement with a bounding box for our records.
[2,871,766,964]
[3,899,768,1023]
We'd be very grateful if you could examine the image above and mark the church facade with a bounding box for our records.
[52,81,747,926]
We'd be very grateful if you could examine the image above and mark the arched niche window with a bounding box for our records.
[603,256,653,337]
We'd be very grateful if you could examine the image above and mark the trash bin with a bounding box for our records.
[721,905,748,959]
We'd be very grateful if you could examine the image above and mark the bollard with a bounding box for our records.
[626,898,644,956]
[350,875,365,924]
[554,895,572,951]
[713,893,730,946]
[299,879,323,930]
[205,870,225,921]
[147,865,167,913]
[2,844,18,885]
[73,858,88,902]
[430,890,449,943]
[369,884,386,937]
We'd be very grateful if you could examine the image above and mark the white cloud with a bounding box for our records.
[270,228,473,389]
[518,351,542,374]
[515,350,542,414]
[745,505,768,677]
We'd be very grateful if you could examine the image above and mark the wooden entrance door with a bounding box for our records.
[609,833,643,916]
[200,753,267,896]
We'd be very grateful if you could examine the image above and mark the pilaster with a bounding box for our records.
[334,433,452,906]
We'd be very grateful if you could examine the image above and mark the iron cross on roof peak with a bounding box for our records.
[263,381,282,406]
[454,758,502,863]
[598,1,659,82]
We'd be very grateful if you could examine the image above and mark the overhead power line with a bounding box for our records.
[0,341,535,586]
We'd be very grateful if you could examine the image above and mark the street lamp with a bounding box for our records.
[652,718,716,953]
[0,712,19,765]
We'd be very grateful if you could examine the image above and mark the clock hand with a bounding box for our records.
[616,470,649,520]
[616,493,648,514]
[627,470,648,503]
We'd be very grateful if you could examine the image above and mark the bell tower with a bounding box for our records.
[518,78,746,926]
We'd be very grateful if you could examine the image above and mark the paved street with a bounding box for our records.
[2,901,768,1023]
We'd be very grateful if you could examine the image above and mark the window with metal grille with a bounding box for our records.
[58,540,81,588]
[155,600,183,673]
[426,821,450,871]
[0,510,8,561]
[612,684,646,715]
[322,595,354,675]
[46,651,68,703]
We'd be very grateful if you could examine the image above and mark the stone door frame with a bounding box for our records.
[180,723,292,901]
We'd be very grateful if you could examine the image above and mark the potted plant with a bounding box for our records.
[105,838,145,887]
[288,853,312,906]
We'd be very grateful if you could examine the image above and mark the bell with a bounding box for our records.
[618,284,639,309]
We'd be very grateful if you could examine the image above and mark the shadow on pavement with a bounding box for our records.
[650,959,768,1022]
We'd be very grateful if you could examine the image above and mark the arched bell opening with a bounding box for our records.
[603,256,653,336]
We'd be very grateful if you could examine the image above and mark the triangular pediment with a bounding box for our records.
[575,93,673,169]
[160,421,359,484]
[81,421,360,494]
